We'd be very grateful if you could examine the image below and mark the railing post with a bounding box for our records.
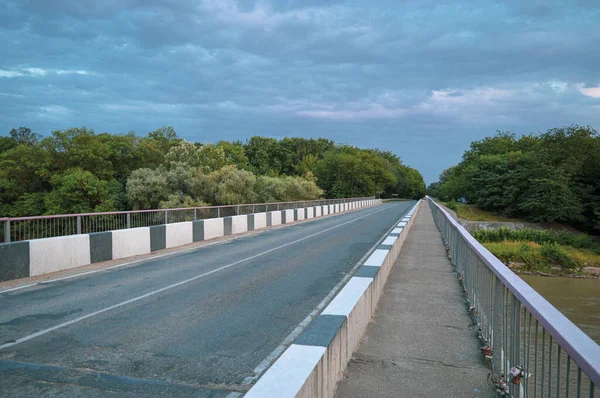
[194,208,197,221]
[4,220,10,243]
[236,206,240,216]
[492,275,504,375]
[127,213,131,228]
[76,216,82,235]
[252,205,255,214]
[217,207,221,218]
[164,210,168,224]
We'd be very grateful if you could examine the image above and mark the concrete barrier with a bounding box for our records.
[306,207,314,219]
[112,227,151,260]
[203,218,224,240]
[254,213,267,230]
[0,241,30,282]
[270,211,282,226]
[29,234,91,277]
[283,209,294,224]
[0,199,381,282]
[246,200,422,398]
[165,222,193,249]
[231,215,248,235]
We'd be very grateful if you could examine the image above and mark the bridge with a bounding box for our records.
[0,198,598,397]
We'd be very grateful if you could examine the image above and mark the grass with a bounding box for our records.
[473,227,596,250]
[440,201,600,273]
[483,241,600,271]
[442,201,520,222]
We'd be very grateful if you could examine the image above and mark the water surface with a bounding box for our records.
[520,275,600,344]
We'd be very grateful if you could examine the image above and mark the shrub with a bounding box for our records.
[540,243,576,269]
[473,227,593,249]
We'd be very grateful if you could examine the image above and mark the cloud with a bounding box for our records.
[0,67,96,78]
[0,69,24,78]
[579,86,600,98]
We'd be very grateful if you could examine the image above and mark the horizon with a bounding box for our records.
[1,0,599,183]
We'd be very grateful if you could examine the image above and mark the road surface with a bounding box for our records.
[0,201,415,397]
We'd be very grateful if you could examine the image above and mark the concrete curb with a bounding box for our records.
[0,200,381,282]
[245,200,422,398]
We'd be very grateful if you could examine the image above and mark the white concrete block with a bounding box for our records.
[315,206,322,217]
[284,209,294,223]
[112,227,150,260]
[322,277,372,317]
[204,218,224,240]
[254,213,267,229]
[392,227,403,234]
[165,222,193,249]
[231,215,248,234]
[306,207,314,219]
[335,204,340,212]
[329,205,334,213]
[271,211,282,226]
[398,221,408,227]
[245,344,326,398]
[296,209,305,221]
[382,236,397,245]
[364,249,389,267]
[29,234,91,276]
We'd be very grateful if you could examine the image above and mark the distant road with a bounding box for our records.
[0,201,415,397]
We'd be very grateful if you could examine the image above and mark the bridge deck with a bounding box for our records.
[335,204,496,397]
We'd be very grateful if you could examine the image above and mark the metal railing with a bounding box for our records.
[427,196,599,398]
[0,197,374,243]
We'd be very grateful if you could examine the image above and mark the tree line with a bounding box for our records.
[0,126,425,216]
[428,125,600,233]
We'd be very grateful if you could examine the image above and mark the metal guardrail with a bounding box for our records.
[427,196,599,398]
[0,197,374,243]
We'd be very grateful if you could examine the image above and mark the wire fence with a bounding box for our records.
[427,196,599,398]
[1,197,374,243]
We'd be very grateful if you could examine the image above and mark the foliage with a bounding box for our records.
[482,240,600,271]
[0,125,425,215]
[255,175,323,203]
[429,126,600,233]
[472,227,595,249]
[208,165,256,205]
[443,201,519,222]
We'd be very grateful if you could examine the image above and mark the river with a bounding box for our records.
[520,275,600,344]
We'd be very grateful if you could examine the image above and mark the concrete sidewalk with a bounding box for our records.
[334,204,496,398]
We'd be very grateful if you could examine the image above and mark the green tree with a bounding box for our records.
[208,165,257,205]
[126,168,169,210]
[44,168,113,214]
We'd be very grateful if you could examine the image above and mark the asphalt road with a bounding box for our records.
[0,201,415,397]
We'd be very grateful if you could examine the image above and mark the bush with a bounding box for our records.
[473,227,593,249]
[540,243,575,269]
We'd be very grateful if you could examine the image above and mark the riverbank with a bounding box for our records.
[439,202,600,277]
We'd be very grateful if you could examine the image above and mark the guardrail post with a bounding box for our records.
[194,209,197,221]
[492,275,504,375]
[76,216,82,234]
[164,210,168,224]
[252,205,255,214]
[4,220,10,243]
[236,206,240,215]
[127,213,131,228]
[217,208,221,218]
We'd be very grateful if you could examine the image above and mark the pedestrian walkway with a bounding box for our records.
[334,204,496,397]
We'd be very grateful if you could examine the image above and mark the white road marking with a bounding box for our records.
[0,203,405,351]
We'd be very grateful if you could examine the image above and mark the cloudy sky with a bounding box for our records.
[1,0,599,183]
